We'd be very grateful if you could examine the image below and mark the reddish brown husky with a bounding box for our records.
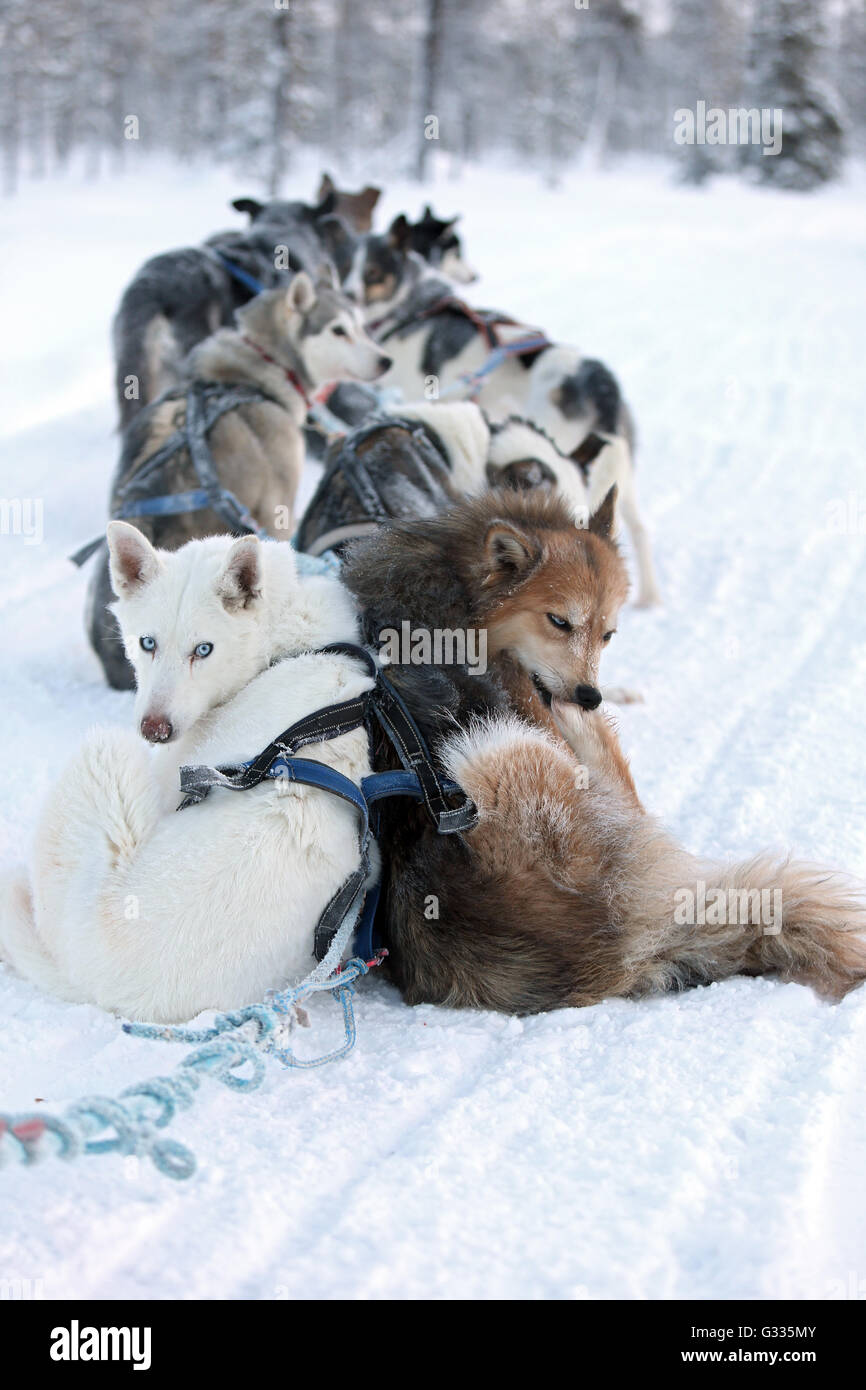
[343,489,866,1014]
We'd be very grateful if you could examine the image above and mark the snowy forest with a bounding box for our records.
[1,0,864,196]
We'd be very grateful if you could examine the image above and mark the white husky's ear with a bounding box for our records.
[217,535,263,611]
[107,521,162,596]
[286,272,315,316]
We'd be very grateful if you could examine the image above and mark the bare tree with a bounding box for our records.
[416,0,445,181]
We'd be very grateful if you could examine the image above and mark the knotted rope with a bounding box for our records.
[0,941,384,1182]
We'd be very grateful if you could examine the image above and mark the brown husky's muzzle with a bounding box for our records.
[531,673,602,710]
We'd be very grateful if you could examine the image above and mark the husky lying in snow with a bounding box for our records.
[345,216,661,607]
[0,527,375,1023]
[296,401,596,558]
[88,271,391,692]
[342,489,866,1013]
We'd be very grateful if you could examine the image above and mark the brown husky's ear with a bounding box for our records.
[588,485,618,541]
[107,521,162,597]
[317,173,336,201]
[217,536,262,611]
[232,197,264,220]
[483,521,542,584]
[387,213,412,252]
[571,432,608,471]
[357,186,381,219]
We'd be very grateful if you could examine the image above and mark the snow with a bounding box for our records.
[2,155,866,1301]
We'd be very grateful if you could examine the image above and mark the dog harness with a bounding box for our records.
[175,642,478,962]
[370,286,552,400]
[211,248,269,298]
[70,379,281,567]
[296,414,455,557]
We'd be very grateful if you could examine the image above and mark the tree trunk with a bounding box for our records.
[416,0,445,182]
[268,7,292,197]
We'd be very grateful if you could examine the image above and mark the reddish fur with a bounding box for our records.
[344,490,866,1013]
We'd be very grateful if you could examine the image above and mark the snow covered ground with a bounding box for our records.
[1,155,866,1301]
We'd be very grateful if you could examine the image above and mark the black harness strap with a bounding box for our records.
[321,643,476,834]
[370,670,474,834]
[177,689,372,807]
[116,383,276,508]
[176,643,477,961]
[177,642,476,833]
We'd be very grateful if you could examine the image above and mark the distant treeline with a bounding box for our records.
[1,0,862,195]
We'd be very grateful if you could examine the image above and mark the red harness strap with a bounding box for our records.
[405,294,549,357]
[241,336,311,408]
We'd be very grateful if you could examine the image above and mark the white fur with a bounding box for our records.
[486,418,590,525]
[439,248,479,285]
[0,533,374,1021]
[394,403,593,531]
[396,401,491,493]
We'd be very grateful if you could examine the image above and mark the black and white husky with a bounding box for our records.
[405,206,478,284]
[344,217,661,607]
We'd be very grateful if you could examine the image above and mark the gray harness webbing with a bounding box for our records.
[70,380,279,567]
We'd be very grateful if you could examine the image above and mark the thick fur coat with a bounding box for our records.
[342,491,866,1013]
[0,531,373,1022]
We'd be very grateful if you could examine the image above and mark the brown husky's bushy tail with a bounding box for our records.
[626,849,866,1003]
[406,712,866,1014]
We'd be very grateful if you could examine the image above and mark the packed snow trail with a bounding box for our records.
[1,159,865,1299]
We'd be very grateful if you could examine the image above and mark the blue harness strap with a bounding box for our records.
[175,642,477,963]
[70,381,275,567]
[212,249,266,297]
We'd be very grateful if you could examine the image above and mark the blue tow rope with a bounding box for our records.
[0,952,381,1182]
[0,743,468,1182]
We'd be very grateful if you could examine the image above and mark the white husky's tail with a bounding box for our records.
[0,729,160,998]
[0,870,70,995]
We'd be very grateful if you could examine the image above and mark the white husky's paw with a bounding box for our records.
[633,585,662,610]
[601,685,644,706]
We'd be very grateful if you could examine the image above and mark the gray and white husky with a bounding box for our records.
[88,270,391,691]
[345,217,661,607]
[113,191,353,427]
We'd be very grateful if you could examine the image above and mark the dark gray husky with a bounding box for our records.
[113,191,354,427]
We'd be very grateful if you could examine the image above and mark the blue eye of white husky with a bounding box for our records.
[140,636,156,652]
[194,642,213,659]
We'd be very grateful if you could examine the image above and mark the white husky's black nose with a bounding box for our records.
[376,354,393,375]
[574,684,602,710]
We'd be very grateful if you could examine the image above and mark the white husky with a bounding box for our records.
[0,524,374,1022]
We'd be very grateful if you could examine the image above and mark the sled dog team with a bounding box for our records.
[2,176,864,1024]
